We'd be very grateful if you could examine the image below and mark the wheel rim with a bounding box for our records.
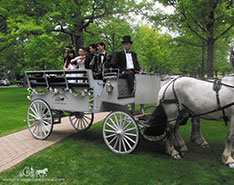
[139,106,166,142]
[103,111,139,154]
[69,112,94,131]
[27,99,53,140]
[138,119,166,142]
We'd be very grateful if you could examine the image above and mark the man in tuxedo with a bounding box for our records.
[89,42,112,79]
[114,35,143,95]
[85,44,97,69]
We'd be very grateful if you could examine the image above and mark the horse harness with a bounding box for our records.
[160,76,234,126]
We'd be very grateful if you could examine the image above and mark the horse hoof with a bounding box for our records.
[201,143,209,148]
[173,155,181,159]
[228,163,234,168]
[180,152,185,157]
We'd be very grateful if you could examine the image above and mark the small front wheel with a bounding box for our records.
[27,99,53,140]
[69,112,94,131]
[103,111,139,154]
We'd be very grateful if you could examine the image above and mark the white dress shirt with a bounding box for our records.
[100,51,106,64]
[124,50,134,69]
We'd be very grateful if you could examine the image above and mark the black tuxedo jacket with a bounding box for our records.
[114,50,140,72]
[89,52,112,72]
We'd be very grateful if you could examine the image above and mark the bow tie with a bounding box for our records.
[126,51,131,54]
[100,53,105,56]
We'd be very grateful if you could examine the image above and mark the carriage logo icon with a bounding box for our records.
[54,94,68,104]
[19,166,48,178]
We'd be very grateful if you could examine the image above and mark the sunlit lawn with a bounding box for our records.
[0,118,233,185]
[0,87,28,137]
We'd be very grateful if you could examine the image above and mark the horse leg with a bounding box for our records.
[165,122,181,159]
[222,117,234,168]
[190,117,209,148]
[174,127,188,153]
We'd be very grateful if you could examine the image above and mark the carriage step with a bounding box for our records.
[118,95,134,99]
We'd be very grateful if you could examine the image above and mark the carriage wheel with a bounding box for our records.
[27,99,53,140]
[103,111,139,154]
[69,112,94,131]
[139,106,166,142]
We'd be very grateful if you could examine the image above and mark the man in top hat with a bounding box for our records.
[113,35,143,95]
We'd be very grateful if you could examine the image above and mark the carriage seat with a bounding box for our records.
[28,72,89,88]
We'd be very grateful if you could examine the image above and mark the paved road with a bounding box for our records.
[0,112,109,173]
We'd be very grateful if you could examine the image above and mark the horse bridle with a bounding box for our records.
[160,76,234,126]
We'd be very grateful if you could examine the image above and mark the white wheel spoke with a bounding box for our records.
[123,137,132,149]
[36,102,41,114]
[119,138,122,152]
[105,133,116,139]
[104,129,116,133]
[83,118,89,126]
[109,135,118,144]
[29,121,37,127]
[83,115,91,120]
[28,112,36,118]
[124,127,136,133]
[42,120,51,126]
[113,137,119,149]
[122,121,132,131]
[80,119,85,129]
[33,125,38,133]
[124,132,137,137]
[121,138,127,152]
[74,118,78,127]
[41,124,47,136]
[120,117,127,129]
[106,122,117,131]
[114,114,120,128]
[41,122,50,132]
[42,111,50,118]
[124,135,136,144]
[39,125,42,138]
[109,117,118,129]
[33,104,39,114]
[29,108,37,117]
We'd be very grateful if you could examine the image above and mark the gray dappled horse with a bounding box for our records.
[153,76,234,168]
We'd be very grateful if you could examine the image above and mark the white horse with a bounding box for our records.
[36,168,48,177]
[157,76,234,168]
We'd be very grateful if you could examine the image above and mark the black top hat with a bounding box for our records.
[121,35,133,44]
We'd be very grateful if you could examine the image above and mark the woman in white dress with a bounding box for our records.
[71,48,86,83]
[63,49,78,83]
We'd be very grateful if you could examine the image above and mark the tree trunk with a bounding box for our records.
[201,40,205,78]
[207,37,214,77]
[74,33,83,54]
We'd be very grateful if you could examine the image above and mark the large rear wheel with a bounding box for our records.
[103,111,139,154]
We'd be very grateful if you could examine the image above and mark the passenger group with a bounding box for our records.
[63,35,143,95]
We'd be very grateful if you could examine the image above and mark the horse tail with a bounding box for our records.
[144,104,167,136]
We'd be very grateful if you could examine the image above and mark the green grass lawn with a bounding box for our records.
[0,87,28,137]
[0,119,233,185]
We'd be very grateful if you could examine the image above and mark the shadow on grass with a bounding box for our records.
[65,122,226,164]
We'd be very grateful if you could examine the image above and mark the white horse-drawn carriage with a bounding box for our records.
[25,69,163,154]
[25,69,234,167]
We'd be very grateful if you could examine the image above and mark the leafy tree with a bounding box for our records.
[132,25,172,73]
[84,16,133,54]
[152,0,234,77]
